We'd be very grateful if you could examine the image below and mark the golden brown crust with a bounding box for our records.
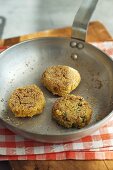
[8,84,45,117]
[42,65,81,96]
[52,95,92,128]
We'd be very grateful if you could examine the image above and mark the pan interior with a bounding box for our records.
[0,38,113,135]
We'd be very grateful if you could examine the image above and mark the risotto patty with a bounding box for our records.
[52,94,92,128]
[42,65,81,96]
[8,84,45,117]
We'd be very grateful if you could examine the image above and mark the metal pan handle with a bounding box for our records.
[72,0,98,41]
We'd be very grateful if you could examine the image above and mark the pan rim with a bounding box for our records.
[1,110,113,137]
[1,36,113,60]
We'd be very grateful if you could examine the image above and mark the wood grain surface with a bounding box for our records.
[10,160,108,170]
[0,21,112,47]
[0,21,112,170]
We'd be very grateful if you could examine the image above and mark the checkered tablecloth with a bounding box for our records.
[0,41,113,160]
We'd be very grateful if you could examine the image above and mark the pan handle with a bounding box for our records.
[72,0,98,41]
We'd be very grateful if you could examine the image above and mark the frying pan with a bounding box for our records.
[0,0,113,143]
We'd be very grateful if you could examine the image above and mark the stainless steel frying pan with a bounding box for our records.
[0,0,113,143]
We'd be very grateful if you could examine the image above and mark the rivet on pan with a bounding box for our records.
[76,42,84,49]
[71,53,78,60]
[70,41,77,48]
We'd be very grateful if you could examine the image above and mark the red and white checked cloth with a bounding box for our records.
[0,41,113,160]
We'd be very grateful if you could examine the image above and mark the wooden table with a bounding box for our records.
[0,21,113,170]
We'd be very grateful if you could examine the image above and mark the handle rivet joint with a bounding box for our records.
[70,41,84,49]
[76,42,84,49]
[70,41,77,48]
[71,53,78,60]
